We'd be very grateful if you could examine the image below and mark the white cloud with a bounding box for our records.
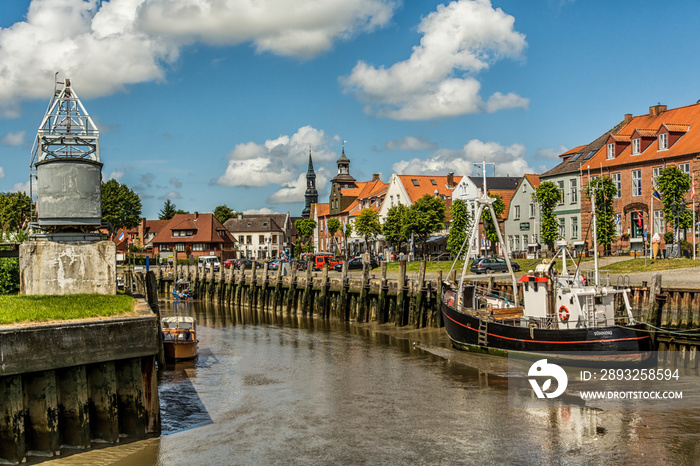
[267,170,329,204]
[536,144,569,160]
[243,207,280,215]
[341,0,528,120]
[159,191,181,200]
[392,139,532,176]
[1,130,26,146]
[138,0,397,59]
[0,167,4,179]
[216,125,335,191]
[383,136,437,151]
[169,177,183,188]
[0,0,396,113]
[106,170,125,181]
[11,178,34,194]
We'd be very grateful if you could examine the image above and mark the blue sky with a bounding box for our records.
[2,0,700,219]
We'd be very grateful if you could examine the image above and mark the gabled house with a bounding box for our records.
[578,102,700,253]
[504,175,540,255]
[224,213,293,260]
[151,212,237,262]
[378,173,461,221]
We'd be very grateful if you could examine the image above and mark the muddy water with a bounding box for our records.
[45,299,700,465]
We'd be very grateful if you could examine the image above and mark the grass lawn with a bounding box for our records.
[0,293,136,326]
[599,258,700,274]
[381,256,700,276]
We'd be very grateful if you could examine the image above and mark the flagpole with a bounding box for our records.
[650,187,653,259]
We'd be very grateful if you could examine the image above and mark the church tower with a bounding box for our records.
[329,142,358,216]
[302,150,318,218]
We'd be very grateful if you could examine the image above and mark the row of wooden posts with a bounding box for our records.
[125,261,700,361]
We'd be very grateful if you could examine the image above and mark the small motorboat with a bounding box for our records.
[172,279,193,300]
[162,316,198,361]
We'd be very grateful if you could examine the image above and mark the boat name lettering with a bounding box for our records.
[593,330,613,336]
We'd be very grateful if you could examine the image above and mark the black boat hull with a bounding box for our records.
[442,299,652,356]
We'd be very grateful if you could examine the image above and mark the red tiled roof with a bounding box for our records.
[611,133,631,142]
[584,102,700,169]
[314,203,330,218]
[560,145,586,157]
[151,213,236,246]
[633,129,657,138]
[523,174,540,189]
[397,175,462,204]
[489,189,514,218]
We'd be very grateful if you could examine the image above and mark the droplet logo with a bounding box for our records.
[528,359,568,399]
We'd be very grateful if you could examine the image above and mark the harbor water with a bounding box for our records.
[45,298,700,465]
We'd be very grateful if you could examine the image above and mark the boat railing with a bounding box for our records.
[616,275,631,287]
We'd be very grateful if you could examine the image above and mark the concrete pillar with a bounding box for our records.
[116,359,146,440]
[87,362,119,444]
[56,366,91,449]
[0,375,25,464]
[23,370,60,457]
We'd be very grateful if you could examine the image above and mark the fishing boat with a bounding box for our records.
[441,163,652,361]
[172,279,193,300]
[162,316,199,361]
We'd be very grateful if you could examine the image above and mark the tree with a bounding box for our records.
[657,166,693,243]
[383,204,409,255]
[213,204,236,224]
[480,194,505,255]
[404,194,446,257]
[0,192,32,236]
[534,181,561,251]
[159,199,177,220]
[584,176,618,253]
[447,198,470,256]
[101,180,142,231]
[353,208,382,253]
[327,218,341,254]
[294,218,317,256]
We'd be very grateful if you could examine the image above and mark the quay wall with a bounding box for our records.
[138,263,700,367]
[0,299,160,464]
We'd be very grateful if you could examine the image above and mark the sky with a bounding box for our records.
[2,0,700,219]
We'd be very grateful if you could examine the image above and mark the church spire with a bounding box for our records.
[302,148,318,218]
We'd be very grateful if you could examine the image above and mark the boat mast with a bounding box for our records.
[456,162,518,308]
[588,166,600,286]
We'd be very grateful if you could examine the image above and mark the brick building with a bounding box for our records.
[577,103,700,254]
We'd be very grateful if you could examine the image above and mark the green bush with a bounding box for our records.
[664,231,675,244]
[0,258,19,295]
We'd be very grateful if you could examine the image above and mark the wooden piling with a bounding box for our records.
[396,260,407,326]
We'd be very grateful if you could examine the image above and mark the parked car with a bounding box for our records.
[198,255,220,272]
[469,257,520,274]
[268,258,287,270]
[224,259,236,269]
[332,257,378,271]
[234,258,254,269]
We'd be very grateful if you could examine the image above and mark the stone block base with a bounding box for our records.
[20,240,116,295]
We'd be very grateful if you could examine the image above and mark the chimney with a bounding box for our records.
[372,173,379,181]
[194,211,199,220]
[649,104,667,117]
[447,172,455,187]
[624,113,633,123]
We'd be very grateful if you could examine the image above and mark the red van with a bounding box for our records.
[301,253,342,271]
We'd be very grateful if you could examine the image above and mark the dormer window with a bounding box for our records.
[412,179,419,186]
[632,138,641,155]
[606,143,615,159]
[659,133,668,150]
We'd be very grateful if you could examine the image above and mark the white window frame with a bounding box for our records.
[659,133,668,150]
[570,178,578,204]
[514,205,520,220]
[529,204,535,218]
[679,163,690,175]
[558,218,566,239]
[632,170,642,197]
[612,173,621,199]
[654,210,665,234]
[632,138,641,155]
[606,143,615,159]
[558,181,565,205]
[652,166,662,182]
[615,213,622,236]
[571,217,578,239]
